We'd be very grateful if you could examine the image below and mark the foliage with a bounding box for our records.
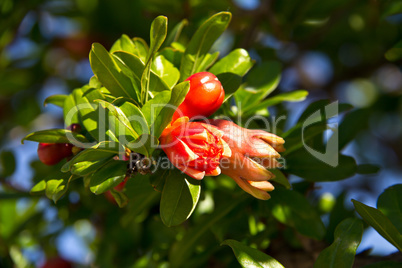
[0,1,402,267]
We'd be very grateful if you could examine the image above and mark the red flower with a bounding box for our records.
[172,72,224,121]
[210,119,285,200]
[160,117,231,180]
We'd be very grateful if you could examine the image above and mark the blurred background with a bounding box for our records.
[0,0,401,267]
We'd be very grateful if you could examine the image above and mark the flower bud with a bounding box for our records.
[210,119,285,200]
[160,117,231,180]
[172,72,224,121]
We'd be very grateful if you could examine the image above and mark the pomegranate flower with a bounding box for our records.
[160,117,231,180]
[210,119,285,200]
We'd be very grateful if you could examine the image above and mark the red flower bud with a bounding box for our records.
[172,72,224,121]
[38,143,73,165]
[210,119,285,200]
[160,117,231,180]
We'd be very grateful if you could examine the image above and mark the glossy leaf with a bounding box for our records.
[147,15,168,63]
[195,51,219,73]
[159,47,183,69]
[222,239,284,268]
[164,19,188,47]
[114,98,149,136]
[216,73,242,102]
[268,187,325,240]
[151,81,190,138]
[63,94,80,126]
[352,200,402,252]
[286,150,357,182]
[89,43,139,102]
[96,100,139,140]
[377,184,402,234]
[113,51,171,94]
[44,94,66,108]
[160,169,201,227]
[141,90,171,126]
[132,38,149,63]
[180,12,232,80]
[235,61,281,110]
[151,55,180,89]
[209,48,254,77]
[242,90,308,116]
[21,129,88,145]
[110,34,136,54]
[314,218,363,268]
[89,160,127,195]
[269,169,291,189]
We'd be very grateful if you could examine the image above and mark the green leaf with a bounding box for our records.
[356,164,380,175]
[30,180,47,194]
[269,169,291,189]
[21,129,88,145]
[286,150,357,182]
[160,168,201,227]
[147,15,168,63]
[44,94,66,108]
[377,184,402,234]
[242,90,309,116]
[132,38,149,63]
[89,160,127,194]
[222,239,284,268]
[96,100,139,140]
[195,51,219,73]
[180,12,232,80]
[352,200,402,252]
[89,43,139,102]
[151,55,180,89]
[0,150,16,177]
[37,170,74,203]
[268,188,325,240]
[141,90,171,127]
[141,16,168,104]
[337,109,371,150]
[169,195,249,267]
[164,19,188,48]
[72,87,117,143]
[216,73,242,102]
[62,145,117,175]
[109,188,129,208]
[314,218,363,268]
[159,47,183,69]
[235,61,281,111]
[114,98,149,136]
[209,48,254,77]
[113,51,171,95]
[63,94,80,126]
[110,34,138,55]
[151,81,190,138]
[128,133,159,157]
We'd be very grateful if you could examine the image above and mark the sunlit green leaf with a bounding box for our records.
[90,43,139,102]
[222,239,284,268]
[89,160,127,194]
[44,94,66,108]
[180,12,231,80]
